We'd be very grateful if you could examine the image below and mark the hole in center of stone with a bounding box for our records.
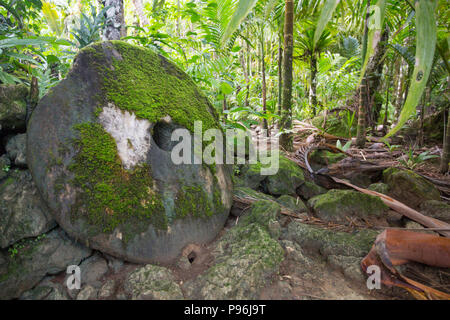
[187,251,197,264]
[152,121,183,152]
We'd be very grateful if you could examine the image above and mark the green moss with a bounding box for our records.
[68,122,166,240]
[286,222,378,258]
[175,184,213,219]
[80,41,220,134]
[309,150,346,167]
[308,189,388,222]
[175,177,225,220]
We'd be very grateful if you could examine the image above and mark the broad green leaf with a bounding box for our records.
[0,37,49,49]
[385,0,438,138]
[0,68,21,84]
[220,82,234,95]
[221,0,258,47]
[313,0,340,50]
[4,52,40,65]
[358,0,387,85]
[42,2,64,36]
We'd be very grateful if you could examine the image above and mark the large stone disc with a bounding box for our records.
[27,41,233,264]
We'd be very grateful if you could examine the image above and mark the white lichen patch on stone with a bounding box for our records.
[99,104,152,170]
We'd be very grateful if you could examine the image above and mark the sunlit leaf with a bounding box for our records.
[313,0,340,50]
[386,0,438,138]
[358,0,387,85]
[221,0,258,47]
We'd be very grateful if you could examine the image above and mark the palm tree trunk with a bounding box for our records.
[440,105,450,174]
[101,0,126,40]
[278,35,283,119]
[310,53,318,116]
[133,0,150,27]
[356,78,367,148]
[261,27,269,136]
[356,0,371,148]
[280,0,294,151]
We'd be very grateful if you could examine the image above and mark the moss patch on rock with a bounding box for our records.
[265,155,305,196]
[309,150,346,169]
[419,200,450,223]
[276,195,307,213]
[383,168,441,208]
[308,189,388,224]
[184,200,284,300]
[80,41,219,134]
[296,181,327,200]
[234,162,268,190]
[368,183,390,195]
[284,221,378,258]
[124,264,184,300]
[69,123,166,239]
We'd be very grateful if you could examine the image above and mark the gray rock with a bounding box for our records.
[419,200,450,223]
[234,163,267,190]
[27,41,233,265]
[0,170,56,248]
[20,277,69,300]
[307,189,388,225]
[124,265,183,300]
[0,84,28,132]
[184,201,284,300]
[0,155,10,180]
[239,200,281,235]
[368,183,390,195]
[79,253,108,285]
[0,228,92,300]
[383,168,441,208]
[104,254,124,274]
[265,155,305,196]
[276,195,307,213]
[6,134,27,167]
[309,150,346,170]
[98,279,116,299]
[296,181,327,200]
[280,240,313,266]
[76,285,98,300]
[231,187,275,217]
[284,221,378,258]
[327,255,365,283]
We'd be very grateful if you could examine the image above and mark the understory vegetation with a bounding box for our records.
[0,0,449,174]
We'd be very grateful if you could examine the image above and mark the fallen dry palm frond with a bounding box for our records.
[330,177,450,238]
[361,230,450,300]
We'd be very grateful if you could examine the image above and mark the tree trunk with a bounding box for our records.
[366,26,389,130]
[260,27,269,136]
[278,35,283,118]
[133,0,150,27]
[356,78,367,148]
[280,0,294,151]
[356,0,371,148]
[240,49,250,107]
[101,0,126,40]
[310,53,318,116]
[440,105,450,174]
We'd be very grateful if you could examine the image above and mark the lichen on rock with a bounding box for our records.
[124,264,184,300]
[184,200,284,300]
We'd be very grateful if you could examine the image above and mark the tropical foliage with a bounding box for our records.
[1,0,449,170]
